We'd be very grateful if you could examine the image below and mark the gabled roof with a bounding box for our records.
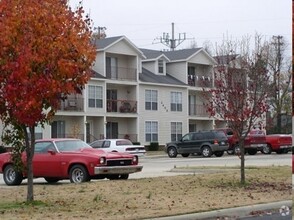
[91,69,105,79]
[163,48,201,61]
[163,48,217,64]
[140,68,186,86]
[92,36,122,49]
[92,36,145,58]
[140,48,170,62]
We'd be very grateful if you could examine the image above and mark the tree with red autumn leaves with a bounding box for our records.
[204,35,270,184]
[0,0,96,201]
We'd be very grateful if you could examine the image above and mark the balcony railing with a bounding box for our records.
[189,104,210,117]
[106,66,137,81]
[188,75,212,88]
[58,98,84,112]
[107,99,137,113]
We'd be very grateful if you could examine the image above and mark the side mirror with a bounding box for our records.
[47,149,56,155]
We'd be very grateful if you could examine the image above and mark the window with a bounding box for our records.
[51,121,65,138]
[170,92,182,111]
[158,60,164,74]
[88,85,103,108]
[35,142,55,153]
[106,57,118,79]
[171,122,182,141]
[145,121,158,142]
[145,90,158,110]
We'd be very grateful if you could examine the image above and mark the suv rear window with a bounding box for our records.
[215,131,227,138]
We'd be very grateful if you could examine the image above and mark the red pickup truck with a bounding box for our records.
[216,128,267,155]
[262,134,292,154]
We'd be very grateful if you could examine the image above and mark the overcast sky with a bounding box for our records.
[69,0,291,55]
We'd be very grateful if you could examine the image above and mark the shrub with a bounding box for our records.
[148,142,159,151]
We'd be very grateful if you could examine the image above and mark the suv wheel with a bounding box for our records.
[201,146,212,157]
[247,148,257,155]
[214,151,224,157]
[167,147,178,158]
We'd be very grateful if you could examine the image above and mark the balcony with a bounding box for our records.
[106,66,137,81]
[189,104,210,117]
[188,75,212,88]
[58,98,84,112]
[107,99,137,113]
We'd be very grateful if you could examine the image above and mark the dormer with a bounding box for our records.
[92,36,146,81]
[140,49,170,75]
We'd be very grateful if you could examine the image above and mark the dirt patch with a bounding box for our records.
[0,166,292,220]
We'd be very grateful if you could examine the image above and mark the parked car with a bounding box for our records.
[90,139,146,157]
[216,128,267,155]
[262,134,292,154]
[0,138,143,186]
[165,130,229,158]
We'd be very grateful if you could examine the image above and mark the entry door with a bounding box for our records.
[107,90,118,112]
[106,122,118,139]
[189,95,196,115]
[106,57,118,79]
[51,121,65,138]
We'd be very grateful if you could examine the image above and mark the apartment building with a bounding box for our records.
[40,36,222,146]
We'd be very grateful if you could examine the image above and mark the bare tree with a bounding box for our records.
[266,36,292,133]
[204,34,270,184]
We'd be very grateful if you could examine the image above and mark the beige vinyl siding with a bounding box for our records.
[188,51,215,65]
[93,51,105,76]
[142,61,156,73]
[138,85,188,145]
[107,40,139,56]
[166,62,187,83]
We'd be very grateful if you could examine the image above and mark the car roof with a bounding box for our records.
[95,139,130,141]
[36,138,80,142]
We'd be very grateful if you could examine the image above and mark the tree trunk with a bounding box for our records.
[240,138,246,185]
[25,126,35,202]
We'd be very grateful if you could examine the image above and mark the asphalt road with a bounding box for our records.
[0,153,292,219]
[0,152,291,184]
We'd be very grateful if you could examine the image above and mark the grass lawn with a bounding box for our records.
[0,166,292,220]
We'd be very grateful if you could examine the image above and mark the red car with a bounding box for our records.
[262,134,292,154]
[216,128,266,155]
[0,138,143,186]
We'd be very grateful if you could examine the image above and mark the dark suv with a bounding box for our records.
[165,130,229,158]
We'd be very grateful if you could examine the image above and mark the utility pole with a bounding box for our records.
[272,35,283,133]
[158,22,187,51]
[93,26,107,39]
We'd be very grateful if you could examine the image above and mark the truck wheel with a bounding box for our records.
[233,145,241,155]
[214,151,224,157]
[167,147,178,158]
[69,165,90,183]
[261,144,272,154]
[3,164,23,186]
[201,146,212,157]
[247,149,257,155]
[227,149,234,155]
[181,153,190,157]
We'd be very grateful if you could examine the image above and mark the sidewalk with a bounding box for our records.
[147,200,292,220]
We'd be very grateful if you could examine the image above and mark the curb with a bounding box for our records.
[146,200,292,220]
